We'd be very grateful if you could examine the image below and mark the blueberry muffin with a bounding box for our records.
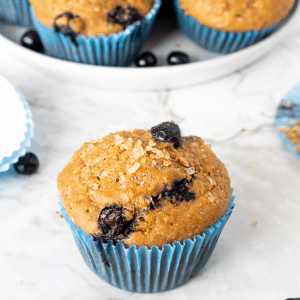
[173,0,297,54]
[57,122,231,248]
[29,0,161,65]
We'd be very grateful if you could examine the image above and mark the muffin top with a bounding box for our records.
[29,0,154,37]
[57,122,231,248]
[178,0,295,32]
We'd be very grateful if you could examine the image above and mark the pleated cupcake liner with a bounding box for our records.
[30,0,161,66]
[59,189,235,293]
[0,0,32,26]
[173,0,299,54]
[274,82,300,157]
[0,87,34,173]
[277,133,300,157]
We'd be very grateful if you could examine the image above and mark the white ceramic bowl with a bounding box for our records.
[0,5,300,91]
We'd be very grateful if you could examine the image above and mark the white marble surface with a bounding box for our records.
[1,23,300,300]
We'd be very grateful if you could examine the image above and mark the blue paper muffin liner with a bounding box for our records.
[173,0,299,54]
[59,189,235,293]
[274,82,300,157]
[0,87,34,173]
[0,0,32,26]
[30,0,161,66]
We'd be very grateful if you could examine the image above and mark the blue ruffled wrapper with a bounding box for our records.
[59,189,235,293]
[173,0,298,54]
[0,0,32,26]
[30,0,161,66]
[274,82,300,157]
[0,88,34,172]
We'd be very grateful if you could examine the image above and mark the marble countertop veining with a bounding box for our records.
[1,28,300,300]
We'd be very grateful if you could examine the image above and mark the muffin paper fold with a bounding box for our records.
[0,87,34,173]
[30,0,161,66]
[59,189,235,293]
[274,82,300,157]
[0,0,32,26]
[173,0,299,54]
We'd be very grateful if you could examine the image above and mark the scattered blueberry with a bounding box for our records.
[98,205,136,244]
[135,52,157,67]
[150,121,182,149]
[167,51,190,65]
[14,152,39,175]
[108,6,143,29]
[21,30,44,53]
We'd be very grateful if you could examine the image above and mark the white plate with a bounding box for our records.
[0,6,300,91]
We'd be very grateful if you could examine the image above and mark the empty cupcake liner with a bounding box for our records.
[59,189,235,293]
[0,87,34,172]
[173,0,299,54]
[0,0,32,26]
[274,82,300,157]
[30,0,161,66]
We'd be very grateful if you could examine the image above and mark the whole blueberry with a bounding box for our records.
[98,205,136,245]
[108,6,143,29]
[14,152,39,175]
[21,30,44,53]
[167,51,190,65]
[135,52,157,67]
[149,121,182,149]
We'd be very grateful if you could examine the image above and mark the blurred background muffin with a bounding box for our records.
[173,0,297,54]
[29,0,161,66]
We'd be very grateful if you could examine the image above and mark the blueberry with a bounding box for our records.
[149,122,182,149]
[14,152,39,175]
[167,51,190,65]
[150,178,195,211]
[135,52,157,67]
[21,30,44,53]
[108,6,143,29]
[98,205,136,244]
[54,12,84,46]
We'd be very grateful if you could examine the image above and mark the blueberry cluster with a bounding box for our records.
[135,51,190,67]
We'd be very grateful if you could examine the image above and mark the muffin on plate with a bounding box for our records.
[0,0,32,26]
[29,0,161,66]
[173,0,297,54]
[57,122,235,292]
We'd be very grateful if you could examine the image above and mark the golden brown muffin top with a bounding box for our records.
[178,0,295,32]
[280,121,300,153]
[57,123,231,248]
[29,0,154,37]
